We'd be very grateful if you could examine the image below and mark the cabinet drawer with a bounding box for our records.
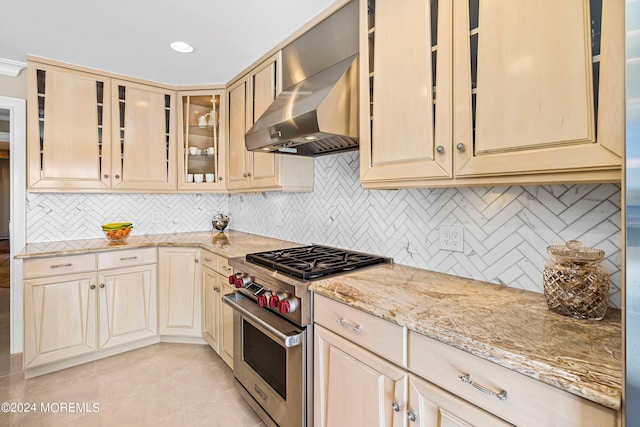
[408,332,617,427]
[202,250,233,276]
[24,253,97,279]
[313,293,406,367]
[98,248,157,270]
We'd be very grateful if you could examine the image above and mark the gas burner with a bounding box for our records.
[245,245,392,280]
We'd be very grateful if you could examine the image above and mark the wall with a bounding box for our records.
[229,152,622,308]
[0,72,27,99]
[24,152,622,309]
[0,159,8,238]
[26,193,228,241]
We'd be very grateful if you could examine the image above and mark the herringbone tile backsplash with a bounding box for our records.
[26,151,622,307]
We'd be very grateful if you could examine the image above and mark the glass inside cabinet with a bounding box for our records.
[181,93,221,186]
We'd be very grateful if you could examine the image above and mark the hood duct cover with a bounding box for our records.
[245,54,358,157]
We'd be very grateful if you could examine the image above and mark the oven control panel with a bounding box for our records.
[228,273,301,317]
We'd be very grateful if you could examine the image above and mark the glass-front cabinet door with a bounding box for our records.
[177,89,226,191]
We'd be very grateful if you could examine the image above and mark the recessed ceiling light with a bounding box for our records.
[170,41,194,54]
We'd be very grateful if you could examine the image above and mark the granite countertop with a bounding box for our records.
[15,230,300,260]
[309,263,622,411]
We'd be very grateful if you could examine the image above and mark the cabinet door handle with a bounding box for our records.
[247,172,252,177]
[204,257,213,262]
[336,318,361,333]
[214,287,220,293]
[392,401,400,412]
[120,256,138,261]
[103,174,109,179]
[115,174,120,179]
[456,143,465,152]
[100,283,105,288]
[221,265,232,272]
[459,374,508,401]
[50,263,72,269]
[436,145,444,154]
[407,410,416,422]
[90,285,96,290]
[219,177,223,181]
[194,259,199,263]
[243,173,248,177]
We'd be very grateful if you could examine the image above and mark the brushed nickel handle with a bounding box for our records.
[221,265,232,272]
[459,374,508,401]
[336,318,361,333]
[456,143,465,152]
[436,145,444,154]
[407,410,416,422]
[120,256,138,261]
[90,285,96,290]
[392,401,400,412]
[50,263,72,269]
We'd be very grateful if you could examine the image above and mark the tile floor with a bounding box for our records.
[0,248,265,426]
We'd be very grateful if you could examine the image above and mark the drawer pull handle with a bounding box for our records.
[459,374,508,401]
[221,265,232,271]
[50,263,72,269]
[214,287,220,293]
[392,401,400,412]
[204,257,213,262]
[119,256,138,261]
[336,318,361,333]
[407,409,416,422]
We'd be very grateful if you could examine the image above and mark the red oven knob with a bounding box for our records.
[234,276,251,288]
[269,294,280,308]
[228,273,239,285]
[279,298,299,314]
[257,294,268,308]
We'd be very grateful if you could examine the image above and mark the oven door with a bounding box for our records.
[223,293,305,427]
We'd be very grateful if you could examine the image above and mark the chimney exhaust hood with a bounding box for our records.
[245,1,359,157]
[245,54,358,157]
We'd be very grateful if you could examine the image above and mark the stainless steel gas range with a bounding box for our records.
[223,245,391,427]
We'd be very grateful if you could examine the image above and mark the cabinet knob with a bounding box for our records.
[115,174,120,179]
[103,174,109,179]
[194,259,199,263]
[247,173,252,177]
[219,177,223,181]
[456,143,466,152]
[214,287,220,293]
[243,173,248,178]
[407,410,417,422]
[90,285,96,290]
[436,145,444,154]
[392,401,400,412]
[100,283,105,288]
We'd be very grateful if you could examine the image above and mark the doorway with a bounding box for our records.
[0,107,10,355]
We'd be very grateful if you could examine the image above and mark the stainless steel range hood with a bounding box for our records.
[245,0,359,157]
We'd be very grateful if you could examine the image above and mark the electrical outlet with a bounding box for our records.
[439,226,464,252]
[152,212,164,224]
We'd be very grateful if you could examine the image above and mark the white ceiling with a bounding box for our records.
[1,0,337,86]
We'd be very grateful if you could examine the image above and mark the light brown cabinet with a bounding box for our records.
[23,248,158,375]
[177,89,226,191]
[158,247,202,337]
[27,61,177,192]
[360,0,623,189]
[201,250,234,368]
[226,52,314,192]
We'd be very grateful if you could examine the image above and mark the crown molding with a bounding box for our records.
[0,58,26,77]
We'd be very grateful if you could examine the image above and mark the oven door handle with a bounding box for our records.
[223,293,304,348]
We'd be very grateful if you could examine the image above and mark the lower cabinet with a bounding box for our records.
[201,250,234,368]
[158,247,202,337]
[314,325,406,426]
[23,248,158,371]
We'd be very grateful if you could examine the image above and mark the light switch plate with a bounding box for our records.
[439,226,464,252]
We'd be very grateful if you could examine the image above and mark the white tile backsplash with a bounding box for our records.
[25,151,622,308]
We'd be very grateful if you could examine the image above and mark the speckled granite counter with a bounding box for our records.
[15,230,300,260]
[309,263,622,410]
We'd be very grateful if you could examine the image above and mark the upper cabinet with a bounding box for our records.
[27,61,177,192]
[360,0,623,189]
[177,89,226,191]
[226,52,314,192]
